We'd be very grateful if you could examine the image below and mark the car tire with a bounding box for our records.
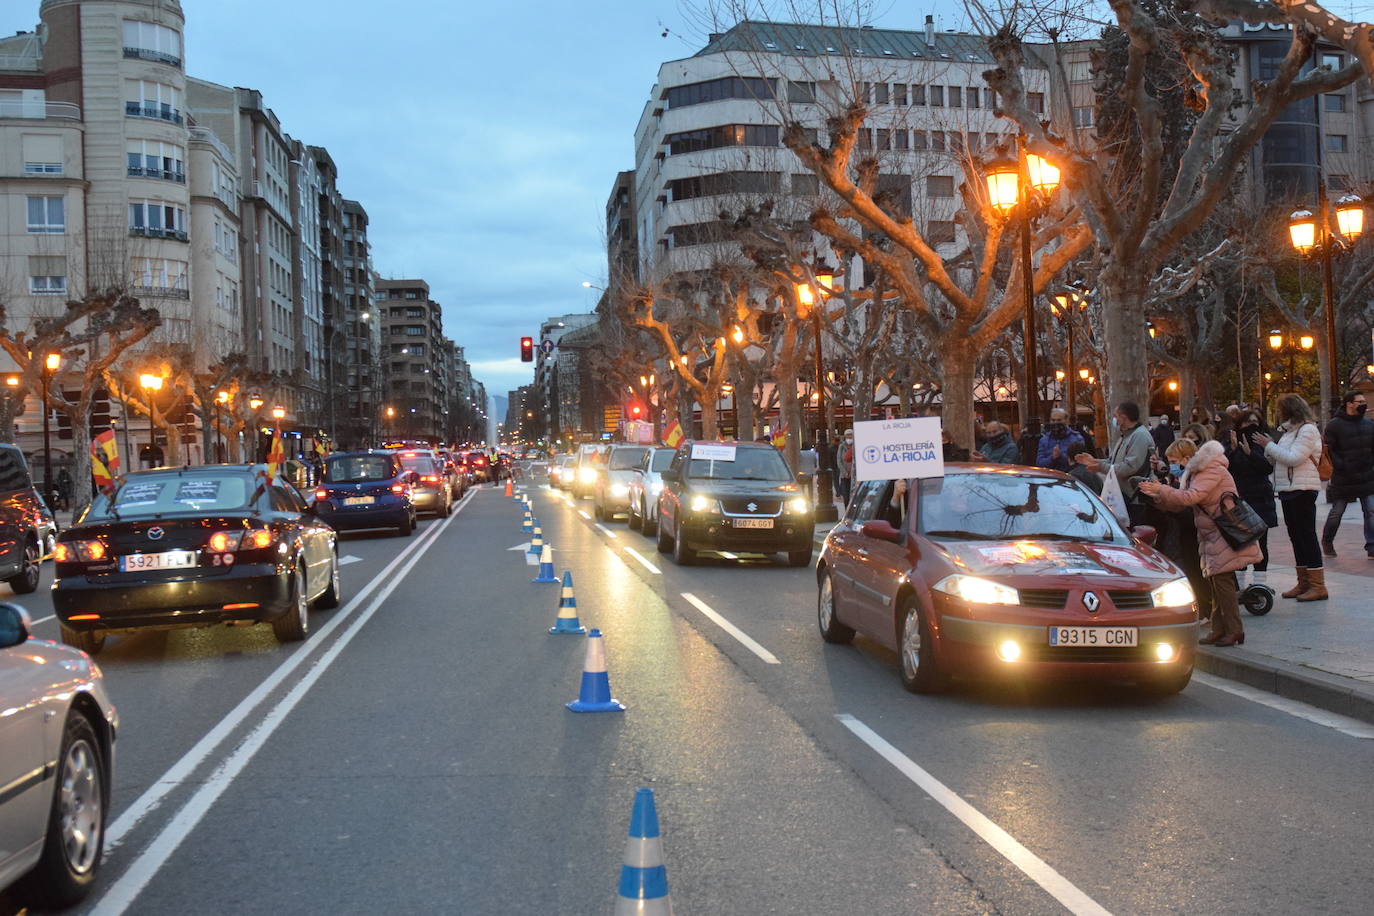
[436,496,451,518]
[898,596,947,694]
[315,551,342,609]
[397,513,413,537]
[593,499,604,521]
[627,499,642,530]
[18,711,105,909]
[817,572,854,644]
[7,535,40,594]
[271,567,309,643]
[656,517,672,553]
[672,522,696,566]
[642,500,659,538]
[59,624,105,655]
[787,546,813,568]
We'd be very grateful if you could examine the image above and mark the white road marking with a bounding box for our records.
[1193,672,1374,739]
[101,488,472,853]
[337,555,362,566]
[578,509,592,520]
[508,542,532,552]
[623,547,661,574]
[594,523,618,538]
[680,593,779,664]
[30,614,54,627]
[91,492,473,914]
[837,714,1112,916]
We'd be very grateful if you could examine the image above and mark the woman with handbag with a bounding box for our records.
[1251,394,1327,601]
[1139,439,1262,646]
[1223,408,1278,586]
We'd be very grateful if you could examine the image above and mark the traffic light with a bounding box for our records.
[520,337,534,362]
[628,403,643,420]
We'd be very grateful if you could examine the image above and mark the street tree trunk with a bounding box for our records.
[1100,268,1151,446]
[940,337,979,451]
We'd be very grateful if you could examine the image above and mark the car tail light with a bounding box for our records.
[314,488,329,501]
[207,530,245,553]
[391,483,407,494]
[244,529,273,550]
[422,475,440,483]
[56,540,106,562]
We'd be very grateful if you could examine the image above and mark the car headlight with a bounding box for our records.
[611,483,629,497]
[1150,578,1195,608]
[932,574,1020,606]
[689,494,716,513]
[578,467,597,483]
[786,496,810,514]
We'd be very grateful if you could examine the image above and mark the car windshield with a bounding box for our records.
[325,455,397,483]
[399,455,439,474]
[687,448,792,482]
[89,472,252,518]
[609,447,648,470]
[650,450,674,471]
[918,474,1124,542]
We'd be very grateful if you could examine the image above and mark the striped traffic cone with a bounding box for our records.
[548,571,587,635]
[522,510,533,534]
[528,526,544,559]
[532,543,559,583]
[613,788,672,914]
[566,628,624,712]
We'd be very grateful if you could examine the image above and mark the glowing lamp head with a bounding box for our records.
[43,352,61,372]
[1055,370,1065,380]
[1078,368,1091,381]
[139,373,163,391]
[1335,193,1364,240]
[1167,380,1178,392]
[1289,209,1317,253]
[795,282,815,307]
[731,326,744,344]
[215,389,231,404]
[983,157,1019,213]
[1268,330,1284,351]
[1025,152,1061,194]
[271,406,286,420]
[1299,334,1314,350]
[248,395,264,410]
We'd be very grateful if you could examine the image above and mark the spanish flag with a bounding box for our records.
[770,425,788,449]
[91,428,120,494]
[265,428,285,484]
[664,419,684,449]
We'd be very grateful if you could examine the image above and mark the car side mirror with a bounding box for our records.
[861,520,902,544]
[1131,524,1158,547]
[0,602,32,649]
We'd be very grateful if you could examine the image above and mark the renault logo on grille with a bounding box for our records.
[1082,591,1100,613]
[746,502,758,513]
[147,527,165,541]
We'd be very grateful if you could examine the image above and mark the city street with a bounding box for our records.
[4,482,1374,915]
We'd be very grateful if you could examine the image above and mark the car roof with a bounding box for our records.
[681,439,773,450]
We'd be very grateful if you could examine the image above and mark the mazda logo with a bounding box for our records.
[147,527,165,541]
[1082,591,1100,613]
[746,501,758,512]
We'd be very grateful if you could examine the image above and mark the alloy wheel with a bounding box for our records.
[901,607,922,680]
[59,737,102,875]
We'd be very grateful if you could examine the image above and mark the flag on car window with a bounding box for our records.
[664,420,684,448]
[265,429,285,484]
[91,428,120,493]
[770,425,788,449]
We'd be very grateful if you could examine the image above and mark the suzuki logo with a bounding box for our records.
[147,527,165,541]
[746,502,758,513]
[1082,591,1100,613]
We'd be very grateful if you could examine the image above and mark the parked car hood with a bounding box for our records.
[685,480,800,498]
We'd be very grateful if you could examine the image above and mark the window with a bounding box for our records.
[129,199,187,238]
[912,130,927,150]
[26,195,64,233]
[859,82,872,104]
[1322,53,1344,70]
[667,221,726,248]
[948,87,962,107]
[404,291,419,299]
[130,257,189,294]
[926,175,955,198]
[967,87,981,108]
[122,19,182,66]
[665,124,780,155]
[1330,174,1351,190]
[792,173,820,195]
[30,276,65,295]
[405,326,424,336]
[22,134,62,175]
[927,220,956,244]
[667,171,781,201]
[857,129,872,151]
[786,80,815,103]
[893,83,908,105]
[1073,107,1094,128]
[894,129,909,151]
[930,85,944,107]
[931,130,945,151]
[124,80,181,123]
[911,84,925,105]
[1028,92,1045,114]
[1327,134,1348,153]
[126,139,185,181]
[1325,93,1347,112]
[665,76,775,108]
[876,129,891,151]
[874,82,889,105]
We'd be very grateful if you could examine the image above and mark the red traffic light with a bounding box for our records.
[520,337,534,362]
[629,404,643,418]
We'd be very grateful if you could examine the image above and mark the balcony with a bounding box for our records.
[128,226,189,242]
[130,285,190,300]
[123,47,182,68]
[124,101,183,124]
[127,166,186,183]
[0,99,80,119]
[188,127,235,167]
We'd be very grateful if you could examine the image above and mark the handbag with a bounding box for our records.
[1210,492,1267,549]
[1100,463,1131,526]
[1310,446,1333,482]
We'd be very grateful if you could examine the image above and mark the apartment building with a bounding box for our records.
[376,278,447,439]
[342,200,380,437]
[631,18,1049,280]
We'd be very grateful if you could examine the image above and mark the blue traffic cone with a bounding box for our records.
[614,788,672,914]
[532,543,559,583]
[549,571,587,634]
[528,526,544,558]
[522,511,533,534]
[567,628,625,712]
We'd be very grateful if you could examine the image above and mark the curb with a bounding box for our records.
[1194,646,1374,726]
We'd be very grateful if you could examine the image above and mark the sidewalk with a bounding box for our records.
[812,497,1374,724]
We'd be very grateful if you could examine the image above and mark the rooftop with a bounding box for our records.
[694,20,996,65]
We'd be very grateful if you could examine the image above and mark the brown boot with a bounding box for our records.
[1281,568,1308,599]
[1296,568,1329,602]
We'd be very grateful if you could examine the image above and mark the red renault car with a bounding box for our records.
[815,466,1198,695]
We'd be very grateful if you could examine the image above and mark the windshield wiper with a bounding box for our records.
[921,529,1005,540]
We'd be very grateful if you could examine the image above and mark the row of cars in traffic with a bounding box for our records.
[0,443,509,908]
[551,438,1201,698]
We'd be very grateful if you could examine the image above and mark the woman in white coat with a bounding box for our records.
[1251,393,1327,601]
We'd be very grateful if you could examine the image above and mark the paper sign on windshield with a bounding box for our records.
[691,444,737,462]
[853,417,944,482]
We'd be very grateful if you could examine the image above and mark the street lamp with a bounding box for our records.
[796,267,840,522]
[248,394,264,411]
[40,352,60,499]
[1289,190,1365,410]
[1051,286,1088,427]
[271,406,286,422]
[214,389,231,462]
[138,372,163,469]
[1268,328,1316,393]
[983,140,1061,461]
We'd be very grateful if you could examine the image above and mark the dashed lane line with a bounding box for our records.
[837,714,1113,916]
[577,509,592,520]
[594,523,618,538]
[680,593,779,664]
[622,547,661,574]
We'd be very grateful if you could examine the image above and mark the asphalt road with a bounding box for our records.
[5,481,1374,915]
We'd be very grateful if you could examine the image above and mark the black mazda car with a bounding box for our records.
[52,465,340,653]
[656,440,815,567]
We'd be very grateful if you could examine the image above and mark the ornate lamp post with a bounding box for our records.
[214,389,231,462]
[796,268,839,522]
[1268,327,1316,395]
[1051,286,1088,428]
[40,352,60,499]
[1289,191,1364,410]
[138,372,163,468]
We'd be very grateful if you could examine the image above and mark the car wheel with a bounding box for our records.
[19,712,105,909]
[436,496,451,518]
[59,624,105,655]
[898,596,946,694]
[672,522,696,566]
[44,530,57,557]
[817,572,854,644]
[315,551,342,609]
[642,500,659,538]
[397,513,413,537]
[272,567,309,643]
[787,546,813,568]
[7,536,40,594]
[656,516,672,553]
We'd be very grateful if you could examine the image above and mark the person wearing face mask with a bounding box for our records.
[979,421,1020,464]
[1321,390,1374,558]
[835,429,855,507]
[1180,423,1212,447]
[1144,439,1210,623]
[1252,393,1325,601]
[1036,407,1084,472]
[1222,410,1277,585]
[1075,401,1155,526]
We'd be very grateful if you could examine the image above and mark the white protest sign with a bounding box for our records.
[853,417,944,481]
[690,443,737,462]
